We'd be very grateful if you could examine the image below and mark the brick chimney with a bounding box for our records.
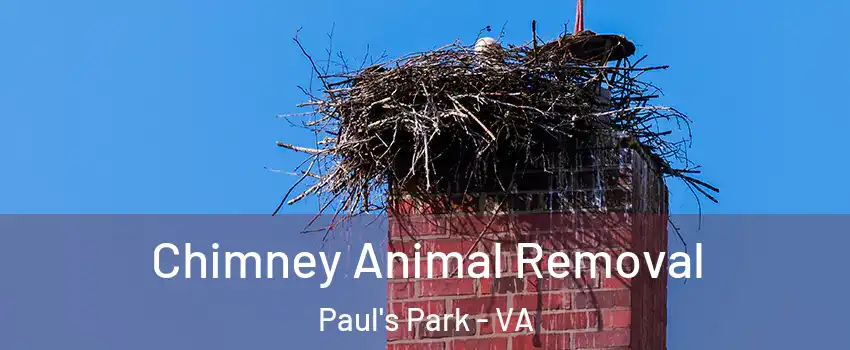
[386,139,668,349]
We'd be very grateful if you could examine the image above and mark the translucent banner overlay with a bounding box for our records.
[0,215,846,349]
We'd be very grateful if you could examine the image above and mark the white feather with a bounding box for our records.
[474,37,499,54]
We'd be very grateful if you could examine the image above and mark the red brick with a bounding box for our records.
[540,311,592,331]
[511,333,570,350]
[420,278,475,297]
[486,239,517,253]
[388,321,415,341]
[602,275,631,289]
[526,274,598,293]
[574,329,630,348]
[609,228,633,247]
[419,318,476,339]
[451,296,508,316]
[512,293,569,311]
[387,163,668,349]
[448,337,508,350]
[512,213,556,233]
[389,216,446,237]
[388,238,474,257]
[478,316,495,335]
[573,290,631,309]
[389,300,446,320]
[388,241,410,256]
[388,257,410,279]
[481,277,523,295]
[480,252,511,274]
[426,239,476,255]
[390,282,416,300]
[480,277,493,295]
[601,309,631,329]
[387,341,445,350]
[445,215,510,235]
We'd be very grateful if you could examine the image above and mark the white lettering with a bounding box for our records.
[153,243,179,278]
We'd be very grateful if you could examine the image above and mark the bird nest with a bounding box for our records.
[276,30,717,222]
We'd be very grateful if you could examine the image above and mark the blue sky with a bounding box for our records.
[3,0,848,214]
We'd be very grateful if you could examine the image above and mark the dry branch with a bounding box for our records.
[277,29,717,229]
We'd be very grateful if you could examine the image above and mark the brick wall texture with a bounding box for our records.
[387,147,669,350]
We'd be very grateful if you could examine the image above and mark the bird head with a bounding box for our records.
[474,37,500,55]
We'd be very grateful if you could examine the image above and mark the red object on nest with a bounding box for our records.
[574,0,585,33]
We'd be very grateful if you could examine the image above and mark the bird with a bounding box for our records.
[474,37,500,55]
[472,37,505,69]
